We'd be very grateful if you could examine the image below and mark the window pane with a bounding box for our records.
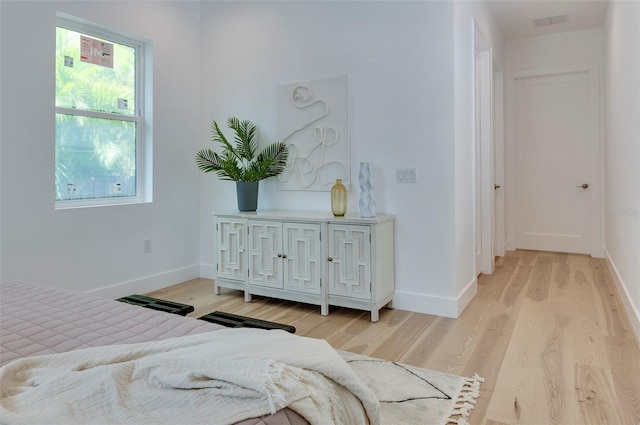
[56,26,136,116]
[55,114,137,201]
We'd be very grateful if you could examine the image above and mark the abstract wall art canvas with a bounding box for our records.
[277,75,350,191]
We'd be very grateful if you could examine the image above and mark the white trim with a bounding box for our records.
[200,263,216,280]
[603,248,640,344]
[456,276,478,316]
[505,63,603,257]
[480,49,494,274]
[587,64,604,258]
[473,18,495,275]
[504,239,512,252]
[86,264,200,299]
[55,107,140,123]
[55,196,146,210]
[393,278,477,319]
[393,291,458,318]
[494,70,505,257]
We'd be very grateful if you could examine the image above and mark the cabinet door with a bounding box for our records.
[328,224,371,300]
[248,221,283,288]
[283,223,322,295]
[216,217,247,282]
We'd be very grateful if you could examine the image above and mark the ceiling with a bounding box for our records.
[486,0,610,40]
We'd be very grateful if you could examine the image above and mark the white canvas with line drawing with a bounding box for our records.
[277,75,350,191]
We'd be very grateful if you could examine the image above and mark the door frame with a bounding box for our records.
[494,69,505,258]
[505,63,603,257]
[473,19,495,275]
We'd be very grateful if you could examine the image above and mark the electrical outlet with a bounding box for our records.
[144,239,152,253]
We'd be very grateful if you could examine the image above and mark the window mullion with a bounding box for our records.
[55,106,140,123]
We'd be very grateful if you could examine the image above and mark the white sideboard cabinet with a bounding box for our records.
[213,211,395,322]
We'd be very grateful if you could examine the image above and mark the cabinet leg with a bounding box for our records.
[371,309,379,323]
[386,299,395,309]
[213,282,221,295]
[244,292,252,302]
[321,304,329,316]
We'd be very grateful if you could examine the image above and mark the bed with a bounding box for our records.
[0,280,378,425]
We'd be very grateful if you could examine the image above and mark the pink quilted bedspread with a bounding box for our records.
[0,280,308,425]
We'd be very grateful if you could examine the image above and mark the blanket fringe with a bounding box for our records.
[263,362,286,414]
[445,373,484,425]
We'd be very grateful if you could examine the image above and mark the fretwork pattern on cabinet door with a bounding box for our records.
[283,223,322,295]
[328,224,371,300]
[217,218,247,282]
[248,221,282,288]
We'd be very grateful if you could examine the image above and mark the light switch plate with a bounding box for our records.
[396,168,417,183]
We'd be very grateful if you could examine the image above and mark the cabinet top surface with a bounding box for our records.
[213,210,394,224]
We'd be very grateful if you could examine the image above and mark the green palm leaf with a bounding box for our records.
[196,149,231,179]
[211,121,234,154]
[197,118,289,182]
[227,117,257,161]
[256,142,289,178]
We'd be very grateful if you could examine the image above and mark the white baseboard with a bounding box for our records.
[603,248,640,343]
[86,264,201,299]
[504,239,512,252]
[393,277,477,319]
[456,277,478,315]
[200,263,216,280]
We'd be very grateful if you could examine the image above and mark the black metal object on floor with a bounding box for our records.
[116,294,195,316]
[199,311,296,333]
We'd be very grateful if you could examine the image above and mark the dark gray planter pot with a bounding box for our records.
[236,181,259,211]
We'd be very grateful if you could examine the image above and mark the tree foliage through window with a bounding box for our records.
[55,23,140,203]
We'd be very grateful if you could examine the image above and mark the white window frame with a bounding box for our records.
[55,13,151,209]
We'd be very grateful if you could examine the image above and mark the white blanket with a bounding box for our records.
[0,329,380,425]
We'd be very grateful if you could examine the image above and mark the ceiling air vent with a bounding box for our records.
[534,14,569,27]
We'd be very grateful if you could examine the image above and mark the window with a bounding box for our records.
[55,15,149,208]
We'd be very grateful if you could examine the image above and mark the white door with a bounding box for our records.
[514,71,593,254]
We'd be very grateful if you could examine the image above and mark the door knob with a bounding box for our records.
[577,183,589,189]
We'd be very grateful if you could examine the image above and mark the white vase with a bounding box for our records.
[358,162,376,217]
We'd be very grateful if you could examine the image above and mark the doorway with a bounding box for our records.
[506,64,602,257]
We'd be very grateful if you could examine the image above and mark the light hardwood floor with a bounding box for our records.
[147,250,640,425]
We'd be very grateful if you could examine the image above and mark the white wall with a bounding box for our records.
[1,0,508,319]
[0,1,203,296]
[198,1,468,316]
[452,1,504,313]
[505,28,604,72]
[603,1,640,340]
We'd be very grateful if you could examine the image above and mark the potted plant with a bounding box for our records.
[196,117,289,211]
